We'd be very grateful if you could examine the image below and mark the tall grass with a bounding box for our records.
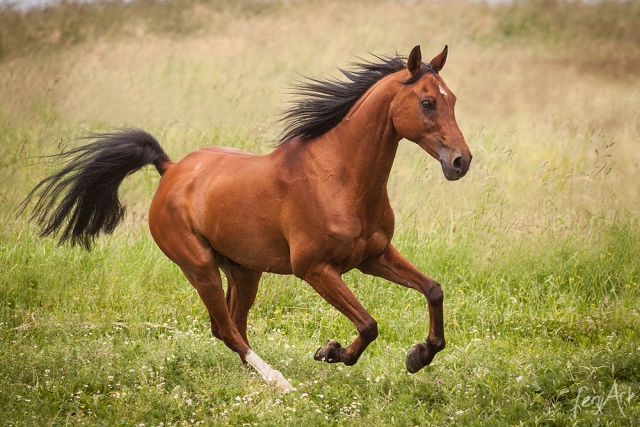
[1,0,639,425]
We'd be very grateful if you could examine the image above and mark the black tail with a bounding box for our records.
[19,128,172,250]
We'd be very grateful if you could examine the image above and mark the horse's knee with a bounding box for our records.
[426,280,443,306]
[359,318,378,342]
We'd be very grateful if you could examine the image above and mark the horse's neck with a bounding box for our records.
[308,77,401,204]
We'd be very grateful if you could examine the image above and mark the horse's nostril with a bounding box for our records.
[452,156,463,171]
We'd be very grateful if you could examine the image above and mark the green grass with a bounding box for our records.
[1,0,640,425]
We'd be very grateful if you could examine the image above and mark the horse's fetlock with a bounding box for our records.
[428,336,446,352]
[343,356,357,367]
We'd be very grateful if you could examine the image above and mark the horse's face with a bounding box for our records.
[391,46,472,181]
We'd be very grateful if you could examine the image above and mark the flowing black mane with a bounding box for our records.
[278,54,437,145]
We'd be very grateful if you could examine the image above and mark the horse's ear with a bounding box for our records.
[407,45,422,76]
[429,45,448,72]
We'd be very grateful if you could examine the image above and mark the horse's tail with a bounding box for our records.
[19,128,174,250]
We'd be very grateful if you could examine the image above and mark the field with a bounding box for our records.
[1,0,639,425]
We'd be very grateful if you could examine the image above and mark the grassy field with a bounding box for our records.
[1,0,640,425]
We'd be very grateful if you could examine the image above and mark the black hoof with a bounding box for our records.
[406,343,428,373]
[314,339,344,363]
[406,339,443,373]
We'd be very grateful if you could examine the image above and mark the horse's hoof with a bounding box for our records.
[314,339,343,363]
[406,343,428,373]
[406,340,443,373]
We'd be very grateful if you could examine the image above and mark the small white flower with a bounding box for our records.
[516,376,524,382]
[108,376,114,381]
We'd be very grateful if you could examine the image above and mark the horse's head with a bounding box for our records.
[391,45,472,181]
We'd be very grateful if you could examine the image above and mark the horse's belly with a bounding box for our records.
[208,226,293,275]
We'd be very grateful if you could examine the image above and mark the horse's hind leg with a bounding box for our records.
[219,266,293,389]
[160,234,250,356]
[151,230,291,390]
[220,264,262,347]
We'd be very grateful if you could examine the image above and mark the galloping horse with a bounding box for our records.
[23,45,471,390]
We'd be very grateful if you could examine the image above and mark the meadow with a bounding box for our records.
[1,0,639,425]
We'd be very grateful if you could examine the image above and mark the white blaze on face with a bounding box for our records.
[439,84,448,97]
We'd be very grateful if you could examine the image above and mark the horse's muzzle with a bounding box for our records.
[441,152,472,181]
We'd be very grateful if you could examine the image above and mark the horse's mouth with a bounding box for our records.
[440,156,470,181]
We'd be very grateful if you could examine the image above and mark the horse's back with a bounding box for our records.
[198,146,253,156]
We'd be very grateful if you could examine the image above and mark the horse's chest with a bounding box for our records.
[335,230,390,273]
[364,230,390,256]
[344,207,394,265]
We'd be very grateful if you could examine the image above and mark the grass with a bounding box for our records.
[1,0,639,425]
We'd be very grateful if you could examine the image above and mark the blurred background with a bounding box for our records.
[1,0,639,253]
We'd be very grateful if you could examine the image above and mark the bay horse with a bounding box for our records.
[22,45,471,390]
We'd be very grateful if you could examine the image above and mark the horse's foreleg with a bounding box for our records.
[357,244,445,373]
[300,264,378,366]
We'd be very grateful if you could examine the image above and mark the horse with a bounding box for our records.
[22,45,471,390]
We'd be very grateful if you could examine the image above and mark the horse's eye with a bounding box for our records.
[421,98,436,111]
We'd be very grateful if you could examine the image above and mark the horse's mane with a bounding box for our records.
[277,53,437,145]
